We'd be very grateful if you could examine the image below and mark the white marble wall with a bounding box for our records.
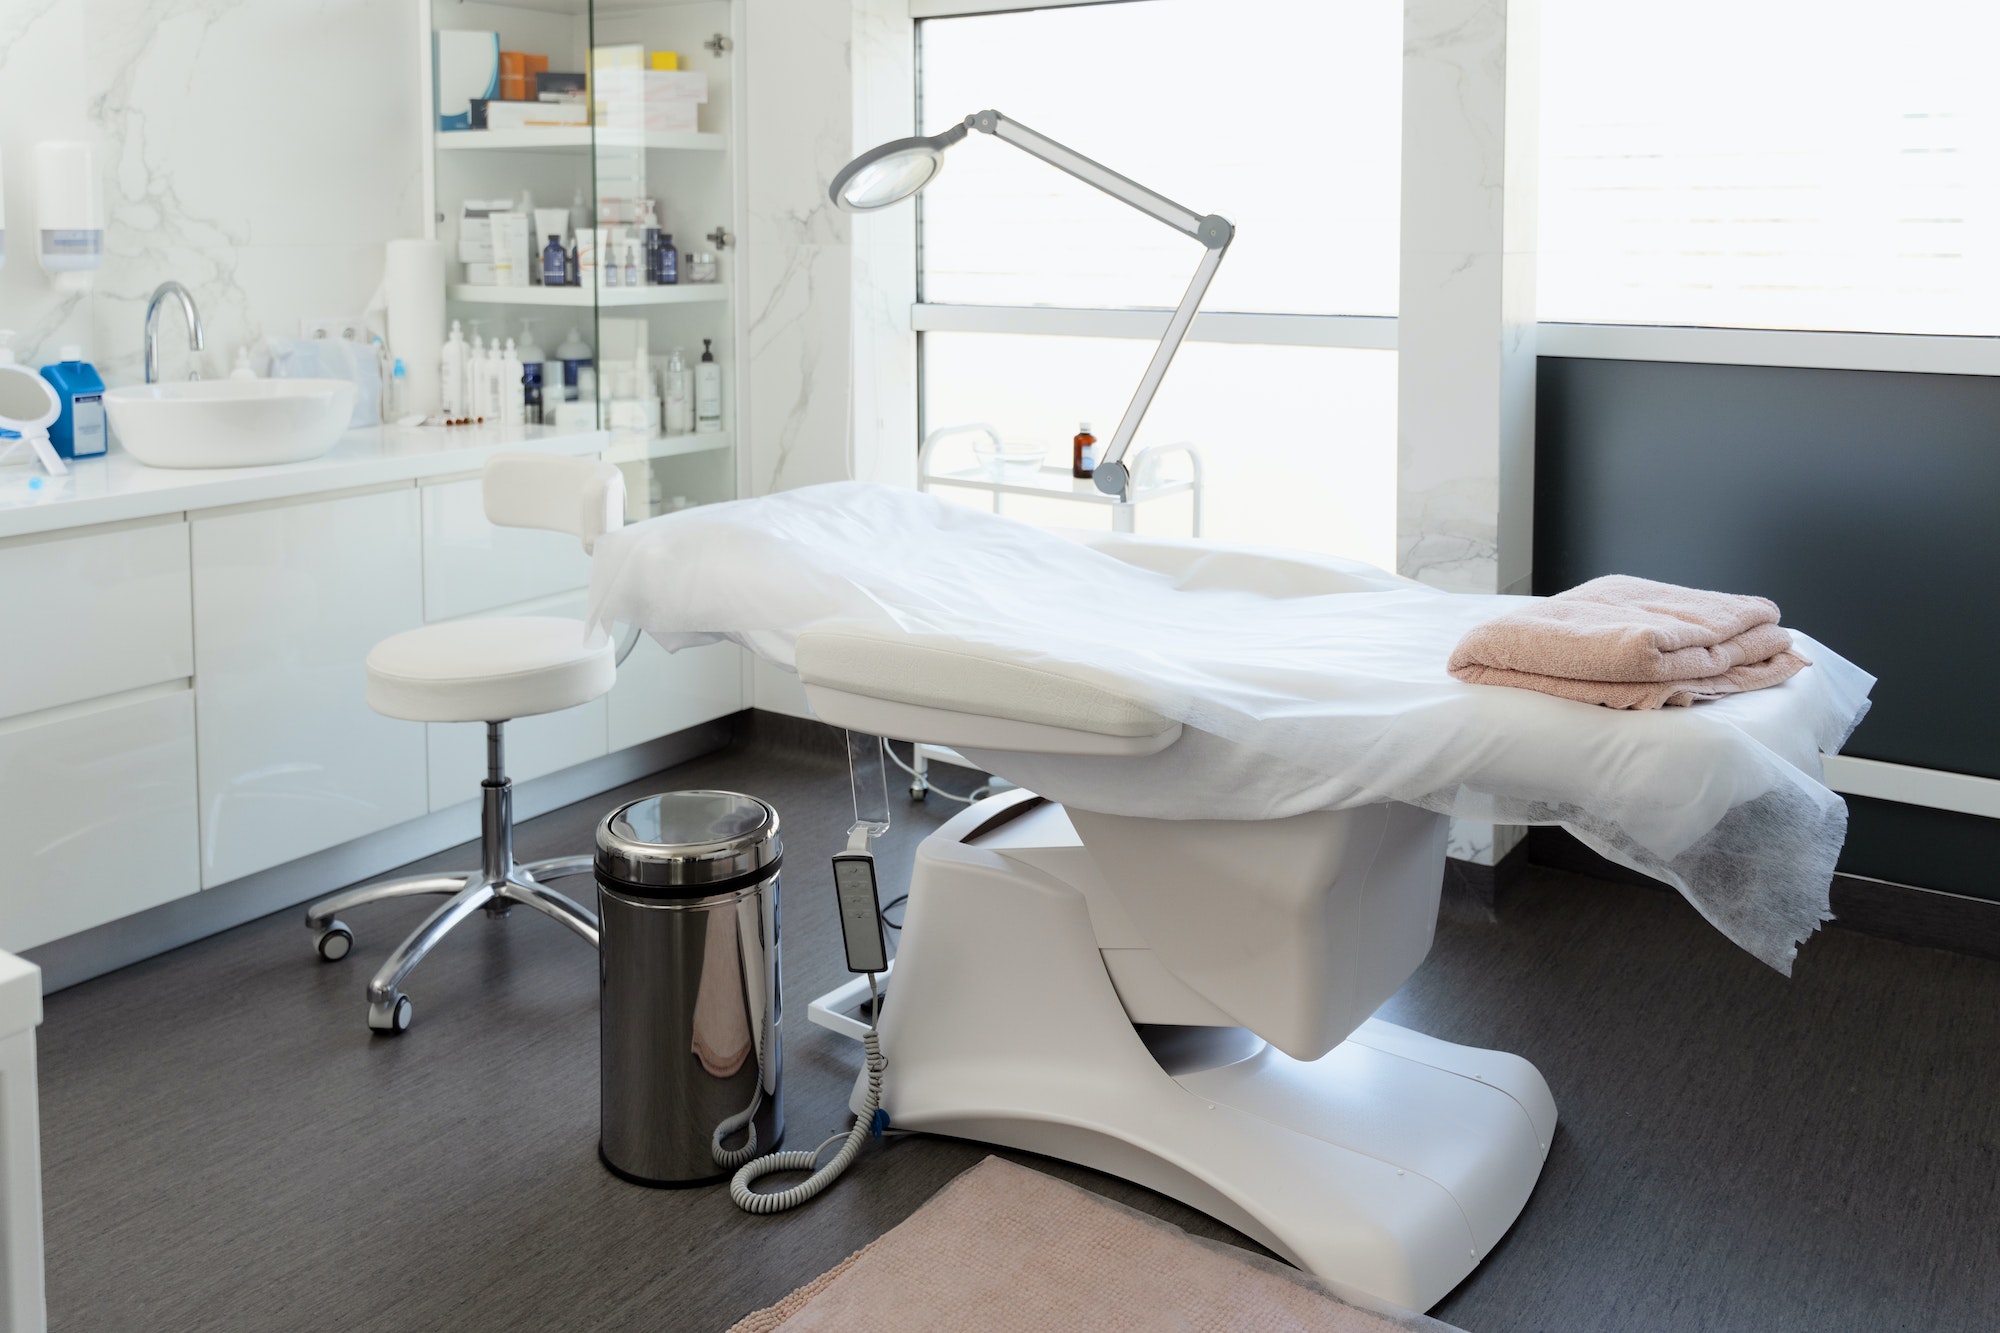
[741,0,854,497]
[1396,0,1538,599]
[1398,0,1539,865]
[0,0,421,383]
[848,0,917,492]
[740,0,916,716]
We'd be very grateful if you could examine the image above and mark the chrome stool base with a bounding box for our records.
[305,722,599,1034]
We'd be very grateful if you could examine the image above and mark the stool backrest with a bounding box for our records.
[483,452,626,553]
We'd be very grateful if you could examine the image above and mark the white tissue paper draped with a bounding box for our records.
[589,482,1876,973]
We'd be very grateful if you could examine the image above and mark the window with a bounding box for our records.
[1539,0,2000,336]
[915,0,1403,565]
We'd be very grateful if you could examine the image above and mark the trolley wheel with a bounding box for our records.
[313,922,353,962]
[368,993,413,1035]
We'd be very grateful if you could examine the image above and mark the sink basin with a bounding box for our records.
[105,379,357,469]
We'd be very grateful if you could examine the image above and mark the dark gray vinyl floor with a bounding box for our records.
[36,736,2000,1332]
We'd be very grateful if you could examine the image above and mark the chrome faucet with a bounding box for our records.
[144,281,205,383]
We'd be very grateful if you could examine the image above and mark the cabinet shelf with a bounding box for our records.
[434,127,724,154]
[450,283,728,308]
[605,431,733,464]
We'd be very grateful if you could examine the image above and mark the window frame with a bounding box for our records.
[911,0,2000,378]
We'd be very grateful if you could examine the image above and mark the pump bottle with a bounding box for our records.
[695,339,722,433]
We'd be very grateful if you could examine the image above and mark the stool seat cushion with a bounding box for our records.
[366,616,616,723]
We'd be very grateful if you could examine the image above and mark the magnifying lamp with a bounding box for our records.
[0,336,69,478]
[831,110,1232,497]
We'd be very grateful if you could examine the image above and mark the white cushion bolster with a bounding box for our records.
[795,627,1174,740]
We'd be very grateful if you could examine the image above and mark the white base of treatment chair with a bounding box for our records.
[844,790,1555,1313]
[793,624,1557,1313]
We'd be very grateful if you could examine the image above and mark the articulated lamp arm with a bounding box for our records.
[830,111,1232,500]
[962,111,1233,497]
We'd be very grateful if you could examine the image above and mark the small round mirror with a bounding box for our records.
[829,137,947,212]
[0,364,60,434]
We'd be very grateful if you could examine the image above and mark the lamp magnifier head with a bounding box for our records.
[828,123,971,211]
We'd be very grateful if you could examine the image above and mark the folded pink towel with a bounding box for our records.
[1449,652,1808,710]
[1449,574,1809,709]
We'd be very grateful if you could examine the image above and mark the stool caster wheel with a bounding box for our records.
[909,781,928,801]
[314,922,353,962]
[369,993,413,1035]
[482,900,513,920]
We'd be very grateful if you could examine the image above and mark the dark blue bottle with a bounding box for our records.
[658,233,678,285]
[541,233,566,287]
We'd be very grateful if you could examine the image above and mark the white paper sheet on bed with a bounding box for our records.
[588,482,1876,973]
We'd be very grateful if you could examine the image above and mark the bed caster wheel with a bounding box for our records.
[909,782,927,801]
[314,922,353,962]
[369,993,413,1035]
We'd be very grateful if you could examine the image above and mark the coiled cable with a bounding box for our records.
[710,1092,761,1169]
[728,974,887,1214]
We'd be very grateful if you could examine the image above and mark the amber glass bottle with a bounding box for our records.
[1071,421,1097,479]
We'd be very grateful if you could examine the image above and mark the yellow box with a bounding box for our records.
[649,51,680,71]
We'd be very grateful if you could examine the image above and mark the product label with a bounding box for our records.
[73,393,106,458]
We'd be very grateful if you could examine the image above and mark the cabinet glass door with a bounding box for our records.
[426,0,738,520]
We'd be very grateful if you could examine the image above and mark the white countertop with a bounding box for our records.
[0,423,612,540]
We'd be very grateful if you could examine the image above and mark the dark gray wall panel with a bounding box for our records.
[1535,355,2000,780]
[1535,356,2000,899]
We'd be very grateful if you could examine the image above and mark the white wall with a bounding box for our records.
[0,0,422,383]
[742,0,917,716]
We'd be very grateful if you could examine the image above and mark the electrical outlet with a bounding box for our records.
[300,315,372,343]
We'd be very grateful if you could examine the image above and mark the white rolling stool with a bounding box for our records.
[306,452,627,1034]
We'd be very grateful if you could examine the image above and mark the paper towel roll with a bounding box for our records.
[383,238,447,416]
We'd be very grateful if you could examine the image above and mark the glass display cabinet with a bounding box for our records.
[421,0,742,524]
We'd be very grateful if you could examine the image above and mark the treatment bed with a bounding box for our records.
[583,478,1875,1311]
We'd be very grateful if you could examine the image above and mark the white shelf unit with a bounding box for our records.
[603,429,733,464]
[918,430,1205,536]
[421,0,745,523]
[436,127,725,153]
[449,282,728,307]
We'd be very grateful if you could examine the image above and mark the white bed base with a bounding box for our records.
[809,791,1555,1312]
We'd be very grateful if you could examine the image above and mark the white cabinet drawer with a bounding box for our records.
[0,519,192,721]
[193,488,429,887]
[421,477,591,623]
[609,638,744,752]
[426,591,608,810]
[0,689,200,952]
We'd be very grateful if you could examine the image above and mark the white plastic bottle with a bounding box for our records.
[500,338,525,424]
[467,335,486,418]
[440,320,467,416]
[555,327,591,404]
[663,347,691,436]
[695,338,722,433]
[485,342,509,423]
[516,322,546,425]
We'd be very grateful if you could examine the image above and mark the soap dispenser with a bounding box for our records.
[695,338,722,433]
[229,347,258,380]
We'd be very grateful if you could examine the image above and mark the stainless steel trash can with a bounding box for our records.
[595,790,783,1186]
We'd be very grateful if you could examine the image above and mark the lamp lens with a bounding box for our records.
[837,146,942,210]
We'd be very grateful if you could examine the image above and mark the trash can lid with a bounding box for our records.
[595,790,782,893]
